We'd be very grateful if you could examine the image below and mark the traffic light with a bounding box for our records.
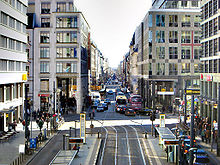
[150,112,156,121]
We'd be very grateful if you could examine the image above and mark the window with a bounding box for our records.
[57,32,77,43]
[156,15,165,27]
[56,62,77,73]
[0,86,3,102]
[8,61,14,71]
[40,32,50,43]
[214,60,217,73]
[148,14,152,27]
[169,47,178,59]
[6,85,11,101]
[155,31,165,43]
[169,31,178,43]
[56,47,77,58]
[16,41,21,51]
[9,16,15,28]
[149,30,152,43]
[156,63,165,75]
[40,79,49,91]
[194,64,199,73]
[194,46,202,59]
[181,31,191,43]
[214,18,218,35]
[16,61,21,71]
[209,60,212,73]
[40,62,49,73]
[194,15,200,27]
[182,63,190,73]
[13,84,17,99]
[156,47,165,59]
[69,2,74,11]
[40,47,50,58]
[169,63,178,75]
[41,3,50,14]
[22,24,26,33]
[182,15,191,27]
[8,38,15,49]
[181,1,187,7]
[169,15,178,27]
[9,0,15,7]
[209,20,213,37]
[0,35,7,48]
[16,21,21,31]
[0,60,7,71]
[17,0,22,12]
[41,18,50,27]
[22,5,27,14]
[22,43,26,52]
[56,17,77,28]
[194,31,201,43]
[22,62,26,71]
[181,46,191,59]
[1,12,8,25]
[57,2,66,12]
[192,1,198,7]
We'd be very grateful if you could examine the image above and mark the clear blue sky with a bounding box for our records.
[75,0,151,68]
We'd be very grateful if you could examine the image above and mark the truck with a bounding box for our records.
[128,94,142,113]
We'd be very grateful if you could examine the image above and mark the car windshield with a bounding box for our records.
[117,99,126,105]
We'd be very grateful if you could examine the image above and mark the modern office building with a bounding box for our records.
[0,0,28,131]
[200,0,220,122]
[132,0,201,110]
[27,0,89,114]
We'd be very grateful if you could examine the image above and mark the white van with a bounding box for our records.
[91,92,101,102]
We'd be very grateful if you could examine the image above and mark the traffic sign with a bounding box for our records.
[30,138,37,149]
[69,138,84,144]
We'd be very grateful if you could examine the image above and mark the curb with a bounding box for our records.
[93,138,102,165]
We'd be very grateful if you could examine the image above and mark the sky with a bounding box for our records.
[75,0,152,68]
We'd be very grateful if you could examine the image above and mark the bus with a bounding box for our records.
[129,94,142,112]
[115,95,127,113]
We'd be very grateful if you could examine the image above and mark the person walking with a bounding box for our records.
[201,128,205,142]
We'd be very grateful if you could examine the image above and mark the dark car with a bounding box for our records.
[139,108,153,116]
[125,109,136,116]
[97,104,104,112]
[193,155,210,165]
[107,90,114,95]
[119,105,127,114]
[104,98,111,105]
[102,103,108,110]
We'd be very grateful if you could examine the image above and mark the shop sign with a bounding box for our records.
[80,113,86,143]
[200,74,203,80]
[160,114,165,127]
[38,94,50,97]
[207,75,213,81]
[161,88,166,92]
[22,74,27,81]
[186,89,200,95]
[214,104,218,109]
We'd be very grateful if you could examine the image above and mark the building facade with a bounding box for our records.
[200,0,220,123]
[27,0,89,114]
[0,0,28,131]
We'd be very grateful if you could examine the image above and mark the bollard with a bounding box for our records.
[98,130,100,139]
[145,132,148,139]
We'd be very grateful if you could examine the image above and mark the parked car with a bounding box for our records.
[104,98,111,105]
[125,109,136,116]
[97,104,104,112]
[102,103,108,110]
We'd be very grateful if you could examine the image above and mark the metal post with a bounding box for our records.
[63,134,66,150]
[69,127,72,137]
[217,85,220,156]
[211,102,214,152]
[75,120,77,137]
[189,95,195,165]
[184,80,187,124]
[151,120,154,136]
[53,81,56,114]
[24,84,29,142]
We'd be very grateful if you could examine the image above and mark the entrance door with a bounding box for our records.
[0,115,4,131]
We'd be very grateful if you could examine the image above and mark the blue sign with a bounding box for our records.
[30,138,37,149]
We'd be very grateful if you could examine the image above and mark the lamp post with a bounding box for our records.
[189,95,195,165]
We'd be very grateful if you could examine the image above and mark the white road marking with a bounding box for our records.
[111,126,118,165]
[148,139,163,165]
[121,126,131,165]
[142,139,153,165]
[100,127,108,165]
[129,126,146,165]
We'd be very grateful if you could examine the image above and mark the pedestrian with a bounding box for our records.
[201,128,205,142]
[12,119,17,132]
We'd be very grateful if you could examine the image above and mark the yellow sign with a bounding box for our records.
[205,101,208,105]
[160,114,165,127]
[214,104,218,109]
[161,88,166,92]
[80,113,86,143]
[22,74,27,81]
[170,88,173,92]
[72,85,77,90]
[186,89,200,95]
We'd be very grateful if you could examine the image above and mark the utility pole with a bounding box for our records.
[53,81,56,114]
[24,84,30,149]
[217,86,220,156]
[189,95,195,165]
[184,80,187,124]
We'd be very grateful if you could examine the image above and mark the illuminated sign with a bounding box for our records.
[80,113,86,143]
[186,89,200,95]
[22,74,27,81]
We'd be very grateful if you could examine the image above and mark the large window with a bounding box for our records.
[8,61,14,71]
[40,62,49,73]
[0,86,3,102]
[182,63,190,73]
[169,63,178,75]
[41,3,50,14]
[155,31,165,43]
[8,38,15,49]
[57,31,77,43]
[16,41,21,51]
[181,46,191,59]
[182,15,191,27]
[194,15,201,27]
[56,17,77,28]
[181,31,191,43]
[169,31,178,43]
[13,84,17,99]
[194,64,200,73]
[148,14,152,27]
[156,47,165,59]
[16,21,21,31]
[1,12,8,25]
[56,47,77,58]
[194,31,201,43]
[9,16,15,28]
[16,61,21,71]
[41,18,50,27]
[6,85,11,101]
[40,47,50,58]
[56,62,77,73]
[156,15,165,27]
[0,35,7,48]
[40,79,49,92]
[169,47,178,59]
[0,59,7,71]
[156,63,165,75]
[40,32,50,43]
[169,15,178,27]
[57,2,66,12]
[194,46,202,59]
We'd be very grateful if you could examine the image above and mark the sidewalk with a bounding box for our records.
[195,136,220,165]
[143,134,175,165]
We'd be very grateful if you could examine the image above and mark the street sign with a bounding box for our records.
[164,140,179,145]
[29,138,37,149]
[69,138,84,144]
[186,89,200,95]
[19,144,25,153]
[160,114,165,127]
[80,113,86,143]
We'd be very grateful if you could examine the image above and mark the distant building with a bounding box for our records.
[27,0,89,114]
[0,0,28,131]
